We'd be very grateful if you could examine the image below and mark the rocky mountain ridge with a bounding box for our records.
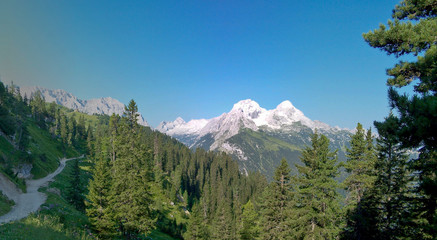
[19,86,149,126]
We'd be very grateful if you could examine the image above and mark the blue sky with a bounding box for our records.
[0,0,401,129]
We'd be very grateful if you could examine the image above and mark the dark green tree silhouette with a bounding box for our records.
[363,1,437,237]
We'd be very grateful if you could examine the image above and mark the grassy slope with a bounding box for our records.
[228,128,303,178]
[0,135,26,192]
[0,191,14,216]
[0,118,78,181]
[227,126,351,180]
[27,121,78,179]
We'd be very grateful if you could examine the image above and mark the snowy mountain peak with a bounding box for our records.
[231,99,266,120]
[174,117,186,125]
[276,100,295,110]
[232,99,261,111]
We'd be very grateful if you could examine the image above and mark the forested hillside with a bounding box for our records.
[0,82,86,187]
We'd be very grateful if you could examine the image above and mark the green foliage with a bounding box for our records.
[259,158,293,240]
[110,108,155,238]
[0,81,83,183]
[344,115,415,240]
[342,123,377,238]
[86,101,156,239]
[343,123,376,206]
[240,199,261,240]
[0,190,14,216]
[364,0,437,237]
[27,122,77,179]
[291,132,342,239]
[148,230,178,240]
[85,157,114,238]
[65,159,85,212]
[183,202,208,240]
[29,91,47,128]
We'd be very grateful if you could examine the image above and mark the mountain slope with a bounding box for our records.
[19,86,149,126]
[158,99,352,178]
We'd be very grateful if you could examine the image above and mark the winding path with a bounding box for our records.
[0,156,83,224]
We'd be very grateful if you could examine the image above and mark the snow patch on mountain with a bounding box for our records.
[19,86,149,126]
[157,117,209,135]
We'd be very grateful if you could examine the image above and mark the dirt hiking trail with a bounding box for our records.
[0,156,83,224]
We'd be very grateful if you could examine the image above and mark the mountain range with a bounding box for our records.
[18,85,353,178]
[19,86,149,127]
[157,99,352,178]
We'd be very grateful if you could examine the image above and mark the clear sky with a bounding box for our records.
[0,0,401,129]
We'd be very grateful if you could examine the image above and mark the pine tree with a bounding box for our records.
[365,128,377,174]
[183,202,208,240]
[67,115,76,146]
[109,100,155,238]
[109,113,120,163]
[291,132,341,239]
[342,123,376,238]
[344,123,375,205]
[66,159,85,211]
[363,1,437,236]
[60,114,68,145]
[29,90,46,128]
[356,115,414,239]
[212,197,234,240]
[77,115,86,141]
[259,158,292,240]
[240,199,261,240]
[86,156,115,238]
[123,99,139,128]
[86,126,94,156]
[48,101,57,121]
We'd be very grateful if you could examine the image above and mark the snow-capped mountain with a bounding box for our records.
[157,99,351,178]
[19,86,149,126]
[158,99,347,150]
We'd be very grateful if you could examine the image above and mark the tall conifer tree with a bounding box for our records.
[183,202,208,240]
[344,123,375,206]
[291,132,341,239]
[259,158,292,240]
[86,157,115,238]
[109,100,155,238]
[240,199,261,240]
[66,159,85,211]
[355,115,414,239]
[343,123,376,238]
